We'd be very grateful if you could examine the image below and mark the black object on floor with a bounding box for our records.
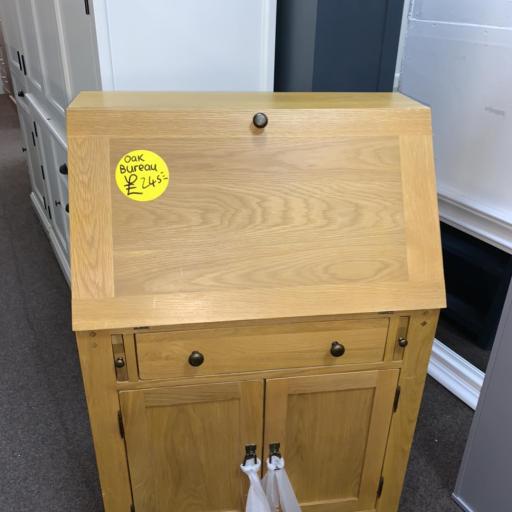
[0,94,471,512]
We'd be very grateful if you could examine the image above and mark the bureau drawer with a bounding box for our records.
[135,318,389,380]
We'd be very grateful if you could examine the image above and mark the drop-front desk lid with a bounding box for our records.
[68,92,445,331]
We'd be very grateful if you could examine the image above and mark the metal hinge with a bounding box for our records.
[393,386,401,412]
[118,411,125,438]
[377,476,384,498]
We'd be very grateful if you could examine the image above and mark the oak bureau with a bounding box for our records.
[68,92,445,512]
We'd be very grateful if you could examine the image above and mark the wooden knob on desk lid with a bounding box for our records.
[253,112,268,129]
[330,341,345,357]
[188,351,205,367]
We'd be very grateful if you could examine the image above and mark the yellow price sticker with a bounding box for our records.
[115,150,169,202]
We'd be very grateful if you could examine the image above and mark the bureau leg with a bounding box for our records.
[376,310,440,512]
[76,331,133,512]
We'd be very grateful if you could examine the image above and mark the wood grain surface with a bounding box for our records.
[264,369,399,511]
[68,92,444,332]
[120,381,263,512]
[135,318,389,380]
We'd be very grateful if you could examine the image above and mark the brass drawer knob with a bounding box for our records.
[188,351,205,367]
[253,112,268,129]
[330,341,345,357]
[398,337,408,348]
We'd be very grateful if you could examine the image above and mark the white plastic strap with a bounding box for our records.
[262,457,301,512]
[240,458,272,512]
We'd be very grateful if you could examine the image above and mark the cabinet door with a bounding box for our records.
[16,101,48,216]
[55,0,101,98]
[16,0,44,97]
[0,0,25,78]
[32,0,69,120]
[264,369,399,511]
[119,381,263,512]
[37,125,69,255]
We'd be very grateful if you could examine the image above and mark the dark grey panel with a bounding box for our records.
[275,0,405,92]
[454,279,512,511]
[274,0,318,91]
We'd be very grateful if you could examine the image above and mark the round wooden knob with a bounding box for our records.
[253,112,268,129]
[330,341,345,357]
[188,351,205,367]
[398,337,408,348]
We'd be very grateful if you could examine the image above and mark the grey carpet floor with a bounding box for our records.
[0,94,472,511]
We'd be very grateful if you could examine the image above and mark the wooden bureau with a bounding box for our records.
[68,92,445,512]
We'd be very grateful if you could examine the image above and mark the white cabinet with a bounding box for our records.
[0,0,277,282]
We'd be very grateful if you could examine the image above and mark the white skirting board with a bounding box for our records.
[452,494,474,512]
[428,339,484,410]
[30,192,70,286]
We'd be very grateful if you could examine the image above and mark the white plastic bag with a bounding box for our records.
[240,458,272,512]
[262,456,301,512]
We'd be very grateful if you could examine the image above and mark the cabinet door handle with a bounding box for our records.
[330,341,345,357]
[21,54,27,75]
[188,351,205,367]
[17,51,22,71]
[84,0,90,14]
[59,163,68,175]
[65,203,69,213]
[398,337,408,348]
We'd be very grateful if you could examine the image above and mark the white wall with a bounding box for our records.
[399,0,512,247]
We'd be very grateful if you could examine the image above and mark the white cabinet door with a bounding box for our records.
[16,99,49,218]
[0,0,26,86]
[56,0,101,99]
[16,0,44,98]
[41,130,69,256]
[32,0,69,122]
[95,0,276,91]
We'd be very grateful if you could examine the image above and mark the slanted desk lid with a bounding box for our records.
[68,92,445,331]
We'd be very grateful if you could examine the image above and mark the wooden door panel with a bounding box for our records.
[264,369,399,512]
[120,380,263,512]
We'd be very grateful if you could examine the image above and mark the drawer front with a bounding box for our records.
[135,318,389,380]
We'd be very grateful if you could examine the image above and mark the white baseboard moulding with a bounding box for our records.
[452,493,474,512]
[438,189,512,254]
[428,339,485,410]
